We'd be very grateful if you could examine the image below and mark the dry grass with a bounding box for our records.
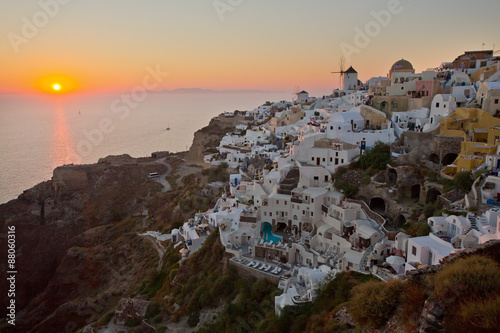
[349,278,405,329]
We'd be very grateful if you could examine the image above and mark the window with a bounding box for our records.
[436,103,440,108]
[276,200,279,204]
[311,198,314,203]
[330,126,333,130]
[412,246,417,256]
[311,212,314,216]
[325,175,328,182]
[495,99,499,104]
[322,158,326,162]
[270,212,272,216]
[330,157,333,162]
[314,176,319,180]
[285,201,287,205]
[311,157,314,161]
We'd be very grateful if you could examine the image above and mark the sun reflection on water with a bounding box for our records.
[51,105,81,168]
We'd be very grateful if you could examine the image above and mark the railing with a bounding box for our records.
[302,216,312,223]
[346,199,390,236]
[240,215,257,223]
[276,216,287,223]
[291,197,303,204]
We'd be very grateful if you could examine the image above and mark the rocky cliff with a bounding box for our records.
[185,113,250,165]
[0,160,166,332]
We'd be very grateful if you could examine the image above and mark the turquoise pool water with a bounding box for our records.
[262,222,282,244]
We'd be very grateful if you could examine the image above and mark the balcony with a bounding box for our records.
[302,216,312,223]
[291,197,303,204]
[276,216,287,223]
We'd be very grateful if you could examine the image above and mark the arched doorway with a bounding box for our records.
[442,153,458,165]
[241,233,251,245]
[370,197,386,214]
[395,214,407,228]
[411,184,421,200]
[426,188,441,203]
[429,153,440,164]
[381,101,388,111]
[276,222,287,233]
[388,169,398,186]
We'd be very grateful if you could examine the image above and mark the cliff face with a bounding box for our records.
[0,161,165,332]
[185,114,250,165]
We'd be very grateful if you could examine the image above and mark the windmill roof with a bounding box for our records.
[345,66,357,74]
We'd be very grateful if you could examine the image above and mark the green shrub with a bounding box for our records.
[334,181,359,198]
[406,222,431,237]
[362,173,371,185]
[156,325,168,333]
[355,142,391,173]
[332,166,348,182]
[423,204,435,218]
[454,171,473,193]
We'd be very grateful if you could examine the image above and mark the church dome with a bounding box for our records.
[391,59,414,71]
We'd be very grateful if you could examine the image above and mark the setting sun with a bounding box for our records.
[36,75,78,94]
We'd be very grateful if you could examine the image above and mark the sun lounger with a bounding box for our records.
[248,261,255,266]
[264,265,272,272]
[258,263,265,270]
[273,267,282,275]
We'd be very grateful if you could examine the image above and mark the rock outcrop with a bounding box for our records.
[186,113,250,165]
[0,162,165,332]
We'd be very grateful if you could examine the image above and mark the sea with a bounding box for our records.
[0,91,287,204]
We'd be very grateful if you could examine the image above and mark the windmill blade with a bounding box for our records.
[339,56,346,73]
[292,85,301,100]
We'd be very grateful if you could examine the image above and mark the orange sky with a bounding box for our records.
[1,0,499,96]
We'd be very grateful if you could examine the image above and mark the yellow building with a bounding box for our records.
[440,108,500,178]
[268,106,305,134]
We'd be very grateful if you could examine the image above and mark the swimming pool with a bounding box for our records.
[261,222,282,244]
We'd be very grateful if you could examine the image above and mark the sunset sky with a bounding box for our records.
[1,0,499,96]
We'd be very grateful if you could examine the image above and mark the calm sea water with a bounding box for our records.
[0,91,285,203]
